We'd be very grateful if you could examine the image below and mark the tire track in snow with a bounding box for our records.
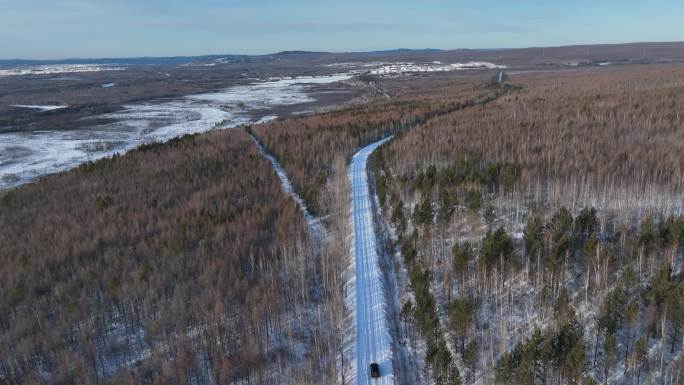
[349,137,394,385]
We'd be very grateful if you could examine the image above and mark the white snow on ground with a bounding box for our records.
[0,64,125,77]
[370,62,505,75]
[189,74,352,108]
[100,101,238,142]
[11,105,68,112]
[0,102,234,189]
[325,62,391,69]
[325,61,505,76]
[348,138,394,385]
[0,74,351,190]
[180,62,217,67]
[256,115,278,124]
[248,134,328,244]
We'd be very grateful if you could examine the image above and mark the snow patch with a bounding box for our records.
[188,74,352,109]
[11,105,68,112]
[0,64,125,77]
[1,74,354,190]
[256,115,278,124]
[369,62,505,75]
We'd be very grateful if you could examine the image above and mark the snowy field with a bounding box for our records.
[0,64,126,76]
[0,74,352,190]
[188,74,351,108]
[369,61,505,75]
[324,61,506,76]
[348,138,394,385]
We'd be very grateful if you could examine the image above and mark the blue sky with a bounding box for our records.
[1,0,682,59]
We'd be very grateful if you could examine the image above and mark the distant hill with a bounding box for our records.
[0,55,251,69]
[2,41,684,69]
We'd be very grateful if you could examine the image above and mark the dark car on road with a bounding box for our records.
[370,362,380,378]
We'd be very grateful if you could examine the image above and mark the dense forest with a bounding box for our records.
[370,66,684,384]
[251,74,501,216]
[0,129,344,384]
[385,65,684,215]
[250,77,511,385]
[1,71,500,385]
[3,63,684,385]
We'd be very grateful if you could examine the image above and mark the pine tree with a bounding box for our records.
[480,227,514,274]
[603,333,617,383]
[668,282,684,353]
[448,297,474,352]
[574,207,598,241]
[549,206,573,268]
[391,200,406,233]
[413,195,433,225]
[452,242,473,293]
[401,300,414,337]
[524,215,544,262]
[633,336,647,385]
[437,187,455,224]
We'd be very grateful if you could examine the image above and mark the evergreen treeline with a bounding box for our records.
[379,157,684,383]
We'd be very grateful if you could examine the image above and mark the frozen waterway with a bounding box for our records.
[348,137,394,385]
[0,74,352,190]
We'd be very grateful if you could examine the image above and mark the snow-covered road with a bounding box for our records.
[349,138,394,385]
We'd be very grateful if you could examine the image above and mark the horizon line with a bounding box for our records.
[2,40,683,62]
